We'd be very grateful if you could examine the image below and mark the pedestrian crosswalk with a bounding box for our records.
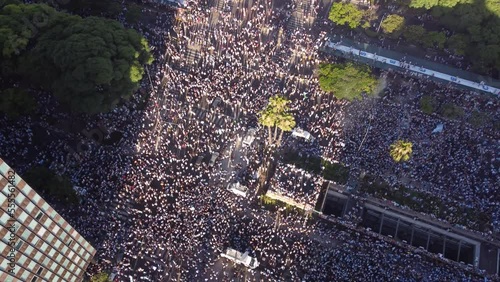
[173,46,202,73]
[185,47,200,65]
[287,0,315,31]
[191,106,232,128]
[213,0,225,10]
[287,12,303,30]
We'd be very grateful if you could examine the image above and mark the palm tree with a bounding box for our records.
[258,108,276,144]
[277,113,296,144]
[258,95,295,146]
[389,140,413,162]
[268,95,289,113]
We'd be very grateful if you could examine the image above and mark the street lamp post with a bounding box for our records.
[376,13,387,33]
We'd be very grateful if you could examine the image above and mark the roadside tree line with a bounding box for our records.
[328,1,500,75]
[0,2,153,115]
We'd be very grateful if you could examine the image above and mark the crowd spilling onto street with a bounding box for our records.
[1,0,498,281]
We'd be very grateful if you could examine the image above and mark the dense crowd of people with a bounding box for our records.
[339,76,500,234]
[269,163,321,206]
[1,0,498,281]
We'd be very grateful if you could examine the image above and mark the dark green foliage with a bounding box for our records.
[425,0,500,73]
[0,3,153,114]
[23,166,79,204]
[440,103,464,119]
[321,160,349,184]
[0,3,65,57]
[422,31,446,49]
[446,33,468,55]
[46,0,122,17]
[283,151,322,173]
[318,62,378,101]
[410,0,461,9]
[402,25,425,44]
[0,88,37,118]
[0,0,21,8]
[126,3,142,24]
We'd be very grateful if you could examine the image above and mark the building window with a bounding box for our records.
[37,267,44,275]
[30,276,38,282]
[15,241,23,250]
[36,212,43,221]
[67,240,73,247]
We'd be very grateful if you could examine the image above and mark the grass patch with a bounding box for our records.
[283,151,321,174]
[468,111,489,128]
[322,160,350,184]
[260,195,304,215]
[419,95,437,115]
[439,103,464,119]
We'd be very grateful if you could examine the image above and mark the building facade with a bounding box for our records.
[0,159,96,282]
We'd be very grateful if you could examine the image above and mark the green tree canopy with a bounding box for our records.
[318,62,378,101]
[409,0,463,9]
[0,88,37,118]
[0,3,67,58]
[381,14,405,35]
[0,3,153,114]
[126,3,142,24]
[446,33,468,55]
[328,2,364,29]
[426,0,500,74]
[258,108,276,144]
[23,166,79,204]
[389,140,413,162]
[422,31,446,49]
[485,0,500,16]
[38,0,121,17]
[0,0,21,8]
[402,25,426,44]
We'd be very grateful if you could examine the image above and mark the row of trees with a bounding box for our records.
[328,1,500,74]
[409,0,500,12]
[0,88,37,118]
[429,0,500,73]
[39,0,144,23]
[0,3,153,114]
[23,166,79,204]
